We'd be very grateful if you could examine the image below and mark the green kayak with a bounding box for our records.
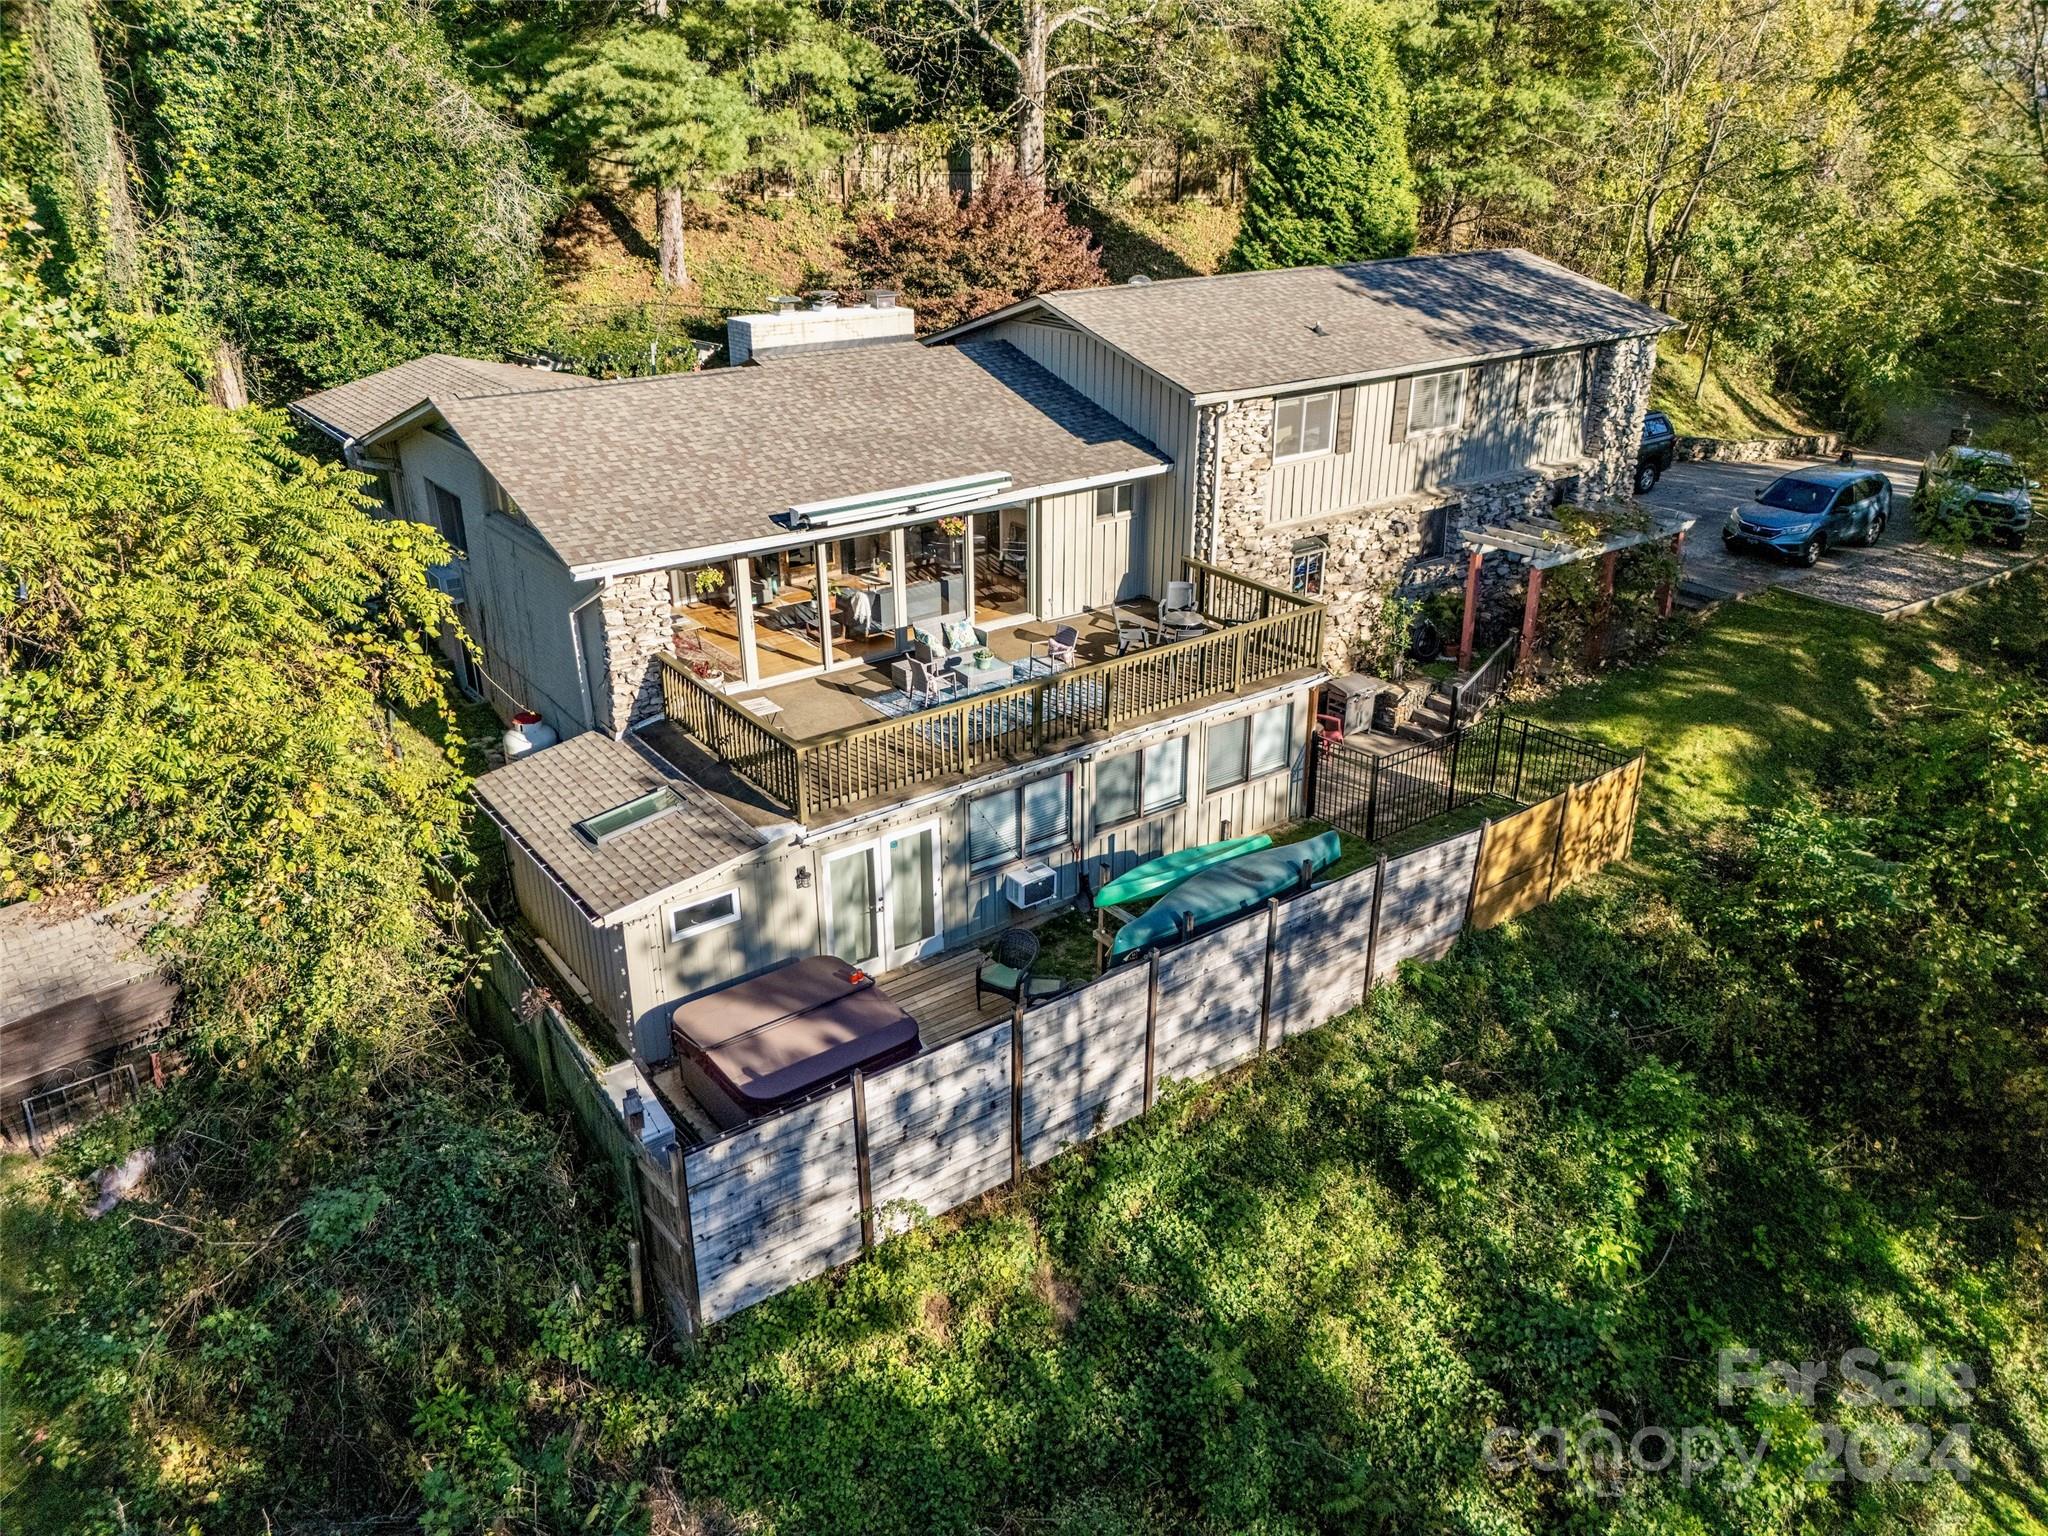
[1109,832,1343,959]
[1092,834,1273,909]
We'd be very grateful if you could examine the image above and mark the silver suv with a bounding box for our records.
[1914,446,2034,549]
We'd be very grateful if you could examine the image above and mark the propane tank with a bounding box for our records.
[502,709,558,760]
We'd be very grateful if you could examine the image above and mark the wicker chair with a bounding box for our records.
[975,928,1041,1006]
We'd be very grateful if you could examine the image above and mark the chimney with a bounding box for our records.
[725,293,917,365]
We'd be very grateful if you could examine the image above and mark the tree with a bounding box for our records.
[1398,0,1631,249]
[854,0,1167,181]
[841,168,1104,328]
[93,0,552,400]
[535,25,755,286]
[1227,0,1416,269]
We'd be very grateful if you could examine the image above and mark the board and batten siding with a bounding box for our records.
[395,425,599,735]
[590,681,1316,1063]
[987,317,1196,598]
[504,833,635,1044]
[1034,485,1146,616]
[1267,355,1588,527]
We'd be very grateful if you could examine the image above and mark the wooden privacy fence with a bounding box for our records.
[664,743,1646,1332]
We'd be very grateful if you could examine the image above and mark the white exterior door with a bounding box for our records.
[821,820,943,974]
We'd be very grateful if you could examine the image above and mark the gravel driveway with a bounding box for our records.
[1640,452,2036,618]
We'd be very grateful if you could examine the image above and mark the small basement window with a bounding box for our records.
[1290,537,1327,595]
[668,890,740,941]
[575,787,683,846]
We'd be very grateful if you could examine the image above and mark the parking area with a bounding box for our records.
[1641,452,2037,618]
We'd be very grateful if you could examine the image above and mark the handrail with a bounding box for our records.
[1450,634,1518,728]
[659,559,1326,822]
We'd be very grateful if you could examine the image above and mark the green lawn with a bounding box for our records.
[1523,590,1917,850]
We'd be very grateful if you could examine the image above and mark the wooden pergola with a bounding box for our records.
[1453,507,1698,671]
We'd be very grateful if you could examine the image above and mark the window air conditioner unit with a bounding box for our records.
[1001,861,1059,910]
[427,563,467,603]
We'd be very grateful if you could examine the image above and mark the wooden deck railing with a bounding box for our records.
[660,561,1324,822]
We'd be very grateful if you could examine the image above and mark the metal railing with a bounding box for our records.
[661,561,1324,823]
[1449,634,1519,728]
[1312,713,1634,846]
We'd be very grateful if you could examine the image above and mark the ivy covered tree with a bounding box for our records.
[1227,0,1417,269]
[98,0,553,400]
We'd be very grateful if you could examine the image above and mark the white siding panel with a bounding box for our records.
[1267,367,1589,527]
[989,319,1194,597]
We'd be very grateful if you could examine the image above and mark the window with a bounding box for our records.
[1274,391,1338,460]
[1409,370,1466,435]
[1423,504,1454,558]
[1290,537,1326,596]
[575,787,683,846]
[1097,736,1187,829]
[968,773,1072,868]
[1530,352,1579,409]
[1095,482,1136,520]
[1206,703,1294,792]
[426,479,469,556]
[667,890,740,942]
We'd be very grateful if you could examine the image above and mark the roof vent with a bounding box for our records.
[1308,321,1330,337]
[1127,274,1153,285]
[805,289,840,311]
[767,294,804,314]
[867,287,898,309]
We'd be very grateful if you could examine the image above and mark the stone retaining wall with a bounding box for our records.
[1674,431,1840,462]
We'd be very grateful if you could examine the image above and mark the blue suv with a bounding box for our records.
[1722,467,1892,566]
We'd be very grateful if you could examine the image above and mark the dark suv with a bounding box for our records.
[1914,445,2034,549]
[1636,411,1677,493]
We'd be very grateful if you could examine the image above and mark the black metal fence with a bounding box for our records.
[1313,714,1635,845]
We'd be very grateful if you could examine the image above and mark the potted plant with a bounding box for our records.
[693,566,729,606]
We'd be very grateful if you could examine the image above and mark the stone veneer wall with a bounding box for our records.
[1207,335,1658,675]
[596,570,674,735]
[1577,334,1657,500]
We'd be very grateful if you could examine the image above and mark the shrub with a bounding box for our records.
[841,171,1105,332]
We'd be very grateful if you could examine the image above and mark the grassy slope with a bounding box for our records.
[1650,335,1822,440]
[551,578,2046,1536]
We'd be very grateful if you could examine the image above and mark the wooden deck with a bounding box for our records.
[877,945,1013,1051]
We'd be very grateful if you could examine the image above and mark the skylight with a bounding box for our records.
[576,788,683,846]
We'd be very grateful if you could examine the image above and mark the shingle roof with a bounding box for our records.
[1004,249,1672,399]
[366,340,1166,573]
[292,354,594,443]
[472,733,761,921]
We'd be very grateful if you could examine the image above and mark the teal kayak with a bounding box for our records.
[1093,834,1273,909]
[1109,831,1343,959]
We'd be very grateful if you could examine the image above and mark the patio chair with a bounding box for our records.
[1157,580,1201,638]
[1113,607,1151,655]
[975,927,1041,1007]
[1032,623,1079,672]
[906,654,965,708]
